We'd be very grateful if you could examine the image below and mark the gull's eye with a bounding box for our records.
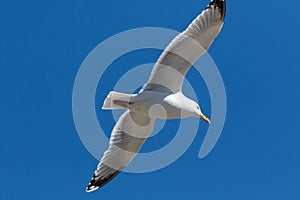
[196,105,200,110]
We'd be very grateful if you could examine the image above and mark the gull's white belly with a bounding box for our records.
[131,91,189,119]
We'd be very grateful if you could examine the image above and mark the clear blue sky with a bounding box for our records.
[1,0,300,199]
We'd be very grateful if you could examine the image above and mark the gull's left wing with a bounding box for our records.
[143,0,226,93]
[86,111,155,192]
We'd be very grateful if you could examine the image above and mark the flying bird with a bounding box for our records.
[86,0,226,192]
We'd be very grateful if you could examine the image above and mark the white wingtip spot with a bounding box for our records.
[86,185,99,193]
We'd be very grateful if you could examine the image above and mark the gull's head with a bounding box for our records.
[194,104,210,124]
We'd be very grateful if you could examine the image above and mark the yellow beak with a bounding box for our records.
[200,114,211,124]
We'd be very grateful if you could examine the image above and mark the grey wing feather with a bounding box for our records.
[143,0,226,93]
[86,111,155,192]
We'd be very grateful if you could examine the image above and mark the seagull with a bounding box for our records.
[86,0,226,192]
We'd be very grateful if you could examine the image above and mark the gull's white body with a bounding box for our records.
[86,0,226,192]
[104,90,201,119]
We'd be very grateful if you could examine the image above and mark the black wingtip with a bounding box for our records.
[206,0,226,21]
[86,170,121,192]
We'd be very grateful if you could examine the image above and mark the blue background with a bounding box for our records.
[1,0,300,199]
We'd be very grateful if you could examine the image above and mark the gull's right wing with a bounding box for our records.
[143,0,226,93]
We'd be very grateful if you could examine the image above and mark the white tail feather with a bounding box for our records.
[102,91,135,110]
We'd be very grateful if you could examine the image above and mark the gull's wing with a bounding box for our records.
[142,0,226,93]
[86,111,155,192]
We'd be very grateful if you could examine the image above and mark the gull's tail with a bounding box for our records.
[102,91,135,110]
